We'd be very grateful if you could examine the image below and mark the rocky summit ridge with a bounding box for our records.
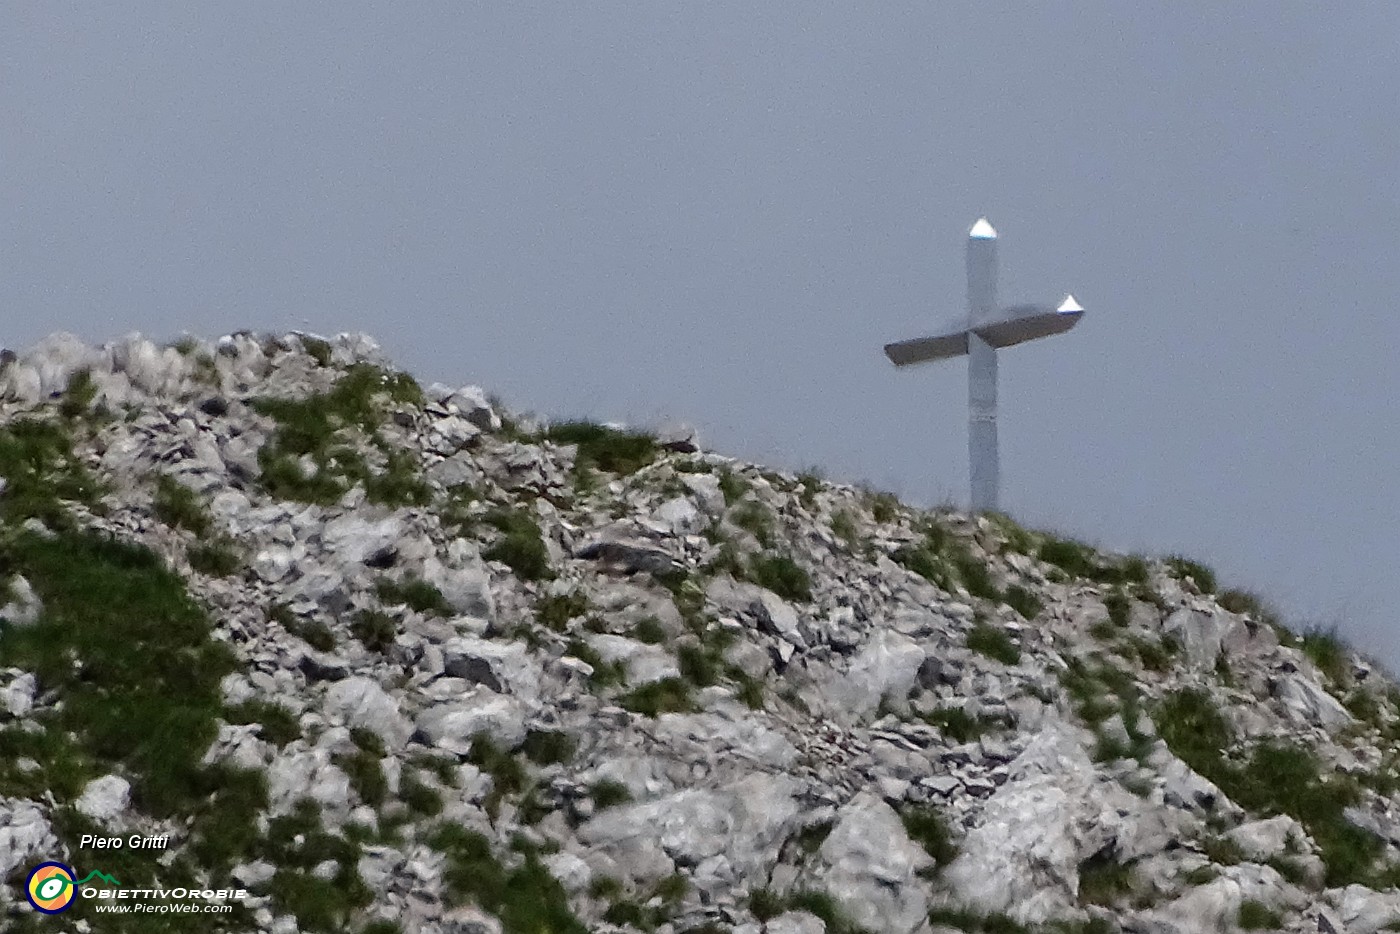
[1,330,1398,934]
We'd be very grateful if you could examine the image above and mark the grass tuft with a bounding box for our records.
[1237,900,1283,930]
[1166,555,1217,594]
[376,576,453,616]
[546,421,657,475]
[966,621,1020,666]
[748,553,813,603]
[482,507,553,581]
[619,677,696,717]
[429,824,587,933]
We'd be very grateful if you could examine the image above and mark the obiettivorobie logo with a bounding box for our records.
[22,859,248,917]
[25,862,121,914]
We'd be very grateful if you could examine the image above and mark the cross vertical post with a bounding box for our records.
[882,217,1085,514]
[967,219,999,513]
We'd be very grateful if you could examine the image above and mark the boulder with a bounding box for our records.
[441,637,542,699]
[323,677,413,749]
[1332,884,1400,934]
[654,496,704,536]
[575,530,678,574]
[1162,608,1228,669]
[815,791,932,933]
[422,553,494,620]
[1,670,36,717]
[940,722,1162,925]
[265,749,353,817]
[1272,674,1353,730]
[0,798,58,879]
[0,576,43,628]
[75,775,132,823]
[321,515,407,567]
[1227,815,1303,862]
[584,634,680,686]
[439,385,500,432]
[415,691,530,754]
[764,912,827,934]
[577,773,804,888]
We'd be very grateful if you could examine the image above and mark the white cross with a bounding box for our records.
[883,218,1084,514]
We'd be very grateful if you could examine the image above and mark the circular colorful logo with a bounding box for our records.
[26,862,77,914]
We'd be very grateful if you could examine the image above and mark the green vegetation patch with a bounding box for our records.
[466,733,528,820]
[564,638,626,688]
[1003,584,1044,621]
[1156,687,1380,886]
[520,728,576,766]
[0,417,105,529]
[966,621,1020,666]
[1059,657,1154,766]
[0,524,279,931]
[536,591,589,631]
[300,335,334,367]
[253,362,425,505]
[830,509,861,549]
[590,778,634,810]
[400,772,445,817]
[1078,850,1134,905]
[620,676,697,717]
[1217,588,1281,626]
[59,368,99,420]
[482,507,553,581]
[546,420,658,476]
[900,803,958,871]
[919,705,1007,744]
[891,521,957,591]
[632,614,667,644]
[153,474,213,536]
[1036,536,1149,588]
[364,448,432,508]
[1301,626,1350,686]
[718,467,752,506]
[748,553,813,603]
[1103,589,1131,628]
[376,575,453,616]
[867,490,899,524]
[225,700,302,748]
[1166,555,1217,594]
[262,800,373,931]
[748,887,872,934]
[189,535,243,577]
[1237,900,1283,930]
[731,500,776,546]
[0,528,236,814]
[1037,538,1097,578]
[352,608,398,652]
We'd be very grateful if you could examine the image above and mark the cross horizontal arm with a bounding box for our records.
[972,303,1084,349]
[883,329,969,366]
[885,301,1084,366]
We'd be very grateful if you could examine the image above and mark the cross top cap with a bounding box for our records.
[1057,294,1084,313]
[968,217,997,239]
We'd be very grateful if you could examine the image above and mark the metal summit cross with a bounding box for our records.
[883,217,1084,514]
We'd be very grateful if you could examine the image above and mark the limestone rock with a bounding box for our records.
[415,691,530,754]
[0,798,58,880]
[815,791,932,933]
[74,775,132,823]
[324,677,413,749]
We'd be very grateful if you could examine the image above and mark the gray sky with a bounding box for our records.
[6,5,1399,663]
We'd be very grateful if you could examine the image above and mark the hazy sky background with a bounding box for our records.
[5,5,1399,663]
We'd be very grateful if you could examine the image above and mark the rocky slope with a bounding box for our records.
[1,331,1399,934]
